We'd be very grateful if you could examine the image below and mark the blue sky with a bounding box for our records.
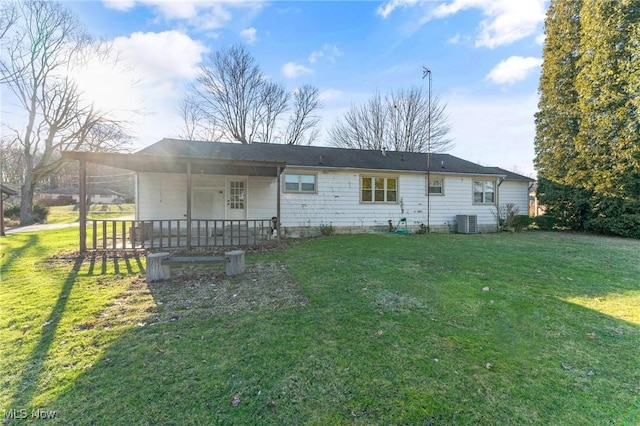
[60,0,547,177]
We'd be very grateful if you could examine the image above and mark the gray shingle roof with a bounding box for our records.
[138,139,514,177]
[485,167,534,182]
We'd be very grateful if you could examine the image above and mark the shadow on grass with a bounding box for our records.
[7,250,145,409]
[83,251,145,276]
[0,234,40,273]
[9,256,83,409]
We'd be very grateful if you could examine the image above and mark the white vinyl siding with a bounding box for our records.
[137,173,188,220]
[136,170,529,233]
[498,180,530,213]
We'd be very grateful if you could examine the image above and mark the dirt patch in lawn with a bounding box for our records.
[141,262,308,321]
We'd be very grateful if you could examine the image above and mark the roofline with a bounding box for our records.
[286,164,511,178]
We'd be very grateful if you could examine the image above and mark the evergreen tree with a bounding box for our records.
[535,0,640,236]
[575,0,640,199]
[534,0,585,228]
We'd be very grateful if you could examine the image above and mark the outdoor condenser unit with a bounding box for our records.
[456,215,478,234]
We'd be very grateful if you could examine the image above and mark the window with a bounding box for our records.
[361,176,397,203]
[473,180,495,204]
[428,177,444,195]
[284,173,316,193]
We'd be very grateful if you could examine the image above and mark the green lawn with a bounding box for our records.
[1,230,639,425]
[45,204,135,224]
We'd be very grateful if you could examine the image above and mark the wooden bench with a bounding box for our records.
[146,250,245,282]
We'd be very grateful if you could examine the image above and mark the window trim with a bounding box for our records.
[360,175,399,204]
[283,172,318,194]
[427,176,444,196]
[472,179,496,205]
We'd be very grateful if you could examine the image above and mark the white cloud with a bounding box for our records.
[70,31,207,147]
[377,0,419,19]
[112,31,207,82]
[282,62,313,79]
[309,44,343,64]
[378,0,546,48]
[486,56,542,85]
[102,0,265,31]
[432,0,546,48]
[102,0,136,11]
[240,27,257,44]
[319,89,343,102]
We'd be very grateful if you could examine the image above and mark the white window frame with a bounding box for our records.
[427,176,444,196]
[283,173,317,194]
[473,180,496,205]
[361,176,398,203]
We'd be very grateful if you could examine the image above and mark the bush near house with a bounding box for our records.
[3,202,49,223]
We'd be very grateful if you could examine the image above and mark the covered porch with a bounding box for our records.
[62,150,287,253]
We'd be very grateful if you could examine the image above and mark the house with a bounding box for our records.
[37,187,128,205]
[64,139,533,246]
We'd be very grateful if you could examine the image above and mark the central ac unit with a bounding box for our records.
[457,215,478,234]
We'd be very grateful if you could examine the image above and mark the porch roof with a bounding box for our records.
[61,150,286,177]
[1,184,17,196]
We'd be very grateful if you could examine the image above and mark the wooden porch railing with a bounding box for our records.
[85,219,276,251]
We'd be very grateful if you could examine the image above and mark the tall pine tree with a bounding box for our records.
[535,0,640,236]
[534,0,587,229]
[575,0,640,199]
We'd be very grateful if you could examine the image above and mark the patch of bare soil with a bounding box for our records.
[143,262,308,321]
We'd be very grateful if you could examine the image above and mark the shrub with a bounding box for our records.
[512,215,532,232]
[319,223,335,236]
[585,214,640,239]
[3,203,49,223]
[534,214,556,231]
[3,203,20,219]
[33,203,50,223]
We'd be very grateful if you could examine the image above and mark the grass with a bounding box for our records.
[45,204,135,224]
[1,230,639,424]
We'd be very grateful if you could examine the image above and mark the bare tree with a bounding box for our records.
[0,140,26,185]
[194,44,265,144]
[286,84,322,145]
[329,92,389,150]
[0,0,130,225]
[0,0,17,41]
[330,86,453,153]
[256,81,289,144]
[177,95,224,142]
[188,44,321,145]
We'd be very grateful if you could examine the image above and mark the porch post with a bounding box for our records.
[0,193,6,237]
[79,157,87,253]
[276,166,282,240]
[186,161,192,249]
